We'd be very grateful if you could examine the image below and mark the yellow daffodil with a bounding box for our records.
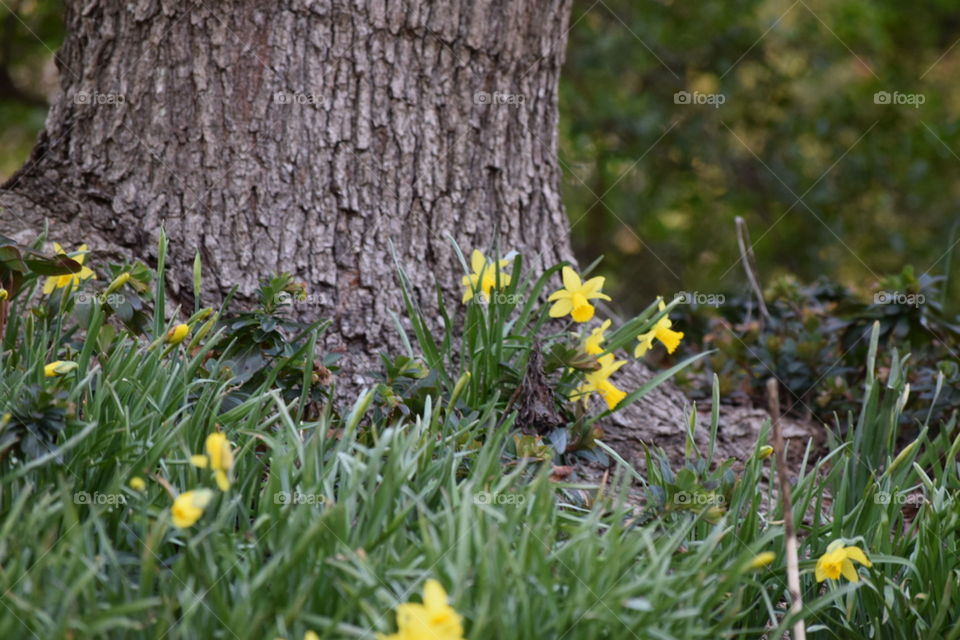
[44,360,78,377]
[190,431,235,491]
[583,319,612,355]
[166,323,190,345]
[170,489,214,528]
[379,579,464,640]
[129,477,147,491]
[815,540,872,582]
[572,353,628,410]
[748,551,776,570]
[635,299,684,357]
[548,266,611,323]
[461,249,512,303]
[42,243,95,294]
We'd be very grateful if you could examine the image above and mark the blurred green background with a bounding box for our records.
[0,0,62,178]
[3,0,959,312]
[560,0,960,312]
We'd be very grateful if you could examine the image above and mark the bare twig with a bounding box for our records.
[736,216,770,326]
[767,378,806,640]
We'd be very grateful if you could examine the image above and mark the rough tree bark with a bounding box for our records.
[1,0,690,463]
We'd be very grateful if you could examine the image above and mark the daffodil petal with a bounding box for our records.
[582,276,605,295]
[470,249,485,273]
[657,328,684,354]
[423,579,448,610]
[825,539,845,553]
[634,330,655,358]
[844,546,872,568]
[561,266,582,291]
[570,303,595,323]
[215,470,230,491]
[599,381,626,410]
[815,562,828,582]
[605,358,628,376]
[840,559,860,582]
[549,299,573,318]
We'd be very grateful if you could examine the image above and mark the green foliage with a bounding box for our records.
[0,236,957,640]
[213,272,333,413]
[0,1,64,177]
[676,267,960,429]
[391,243,703,462]
[0,234,81,297]
[0,384,71,461]
[7,0,960,325]
[561,0,960,313]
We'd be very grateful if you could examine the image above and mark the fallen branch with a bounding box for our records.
[767,378,805,640]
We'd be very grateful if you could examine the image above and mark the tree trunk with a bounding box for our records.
[2,0,572,366]
[1,0,690,463]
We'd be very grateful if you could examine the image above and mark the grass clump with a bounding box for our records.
[0,232,957,639]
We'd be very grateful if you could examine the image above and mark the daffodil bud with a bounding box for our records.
[186,313,218,350]
[757,445,774,460]
[166,323,190,345]
[884,437,921,477]
[703,506,726,523]
[449,371,471,408]
[747,551,776,570]
[104,272,131,295]
[0,288,8,301]
[193,251,202,301]
[44,360,78,377]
